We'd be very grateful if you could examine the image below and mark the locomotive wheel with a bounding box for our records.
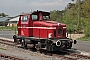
[19,39,22,44]
[35,42,41,51]
[14,38,17,43]
[68,42,72,49]
[13,35,17,43]
[35,44,40,50]
[21,39,27,49]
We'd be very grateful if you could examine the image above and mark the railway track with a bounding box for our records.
[0,39,23,60]
[0,39,21,47]
[0,38,90,60]
[0,53,23,60]
[0,39,14,46]
[39,49,90,60]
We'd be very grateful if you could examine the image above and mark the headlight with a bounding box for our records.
[58,23,61,26]
[56,40,61,46]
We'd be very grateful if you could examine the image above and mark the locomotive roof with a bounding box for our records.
[20,10,50,15]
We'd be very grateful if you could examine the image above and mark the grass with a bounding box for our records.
[0,26,17,31]
[78,36,90,42]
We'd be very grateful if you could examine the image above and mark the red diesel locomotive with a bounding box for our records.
[13,10,76,51]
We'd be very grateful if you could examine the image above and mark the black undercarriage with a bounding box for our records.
[13,35,75,51]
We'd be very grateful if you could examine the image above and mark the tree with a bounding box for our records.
[50,10,64,22]
[50,0,90,35]
[81,0,90,37]
[0,13,9,17]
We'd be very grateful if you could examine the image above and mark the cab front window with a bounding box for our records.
[31,15,38,20]
[43,15,50,20]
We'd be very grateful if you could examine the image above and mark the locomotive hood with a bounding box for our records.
[33,20,66,27]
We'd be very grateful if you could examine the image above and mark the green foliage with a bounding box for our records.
[84,21,90,37]
[0,48,7,50]
[50,0,90,37]
[78,36,90,42]
[0,26,17,31]
[0,13,9,17]
[50,10,63,22]
[81,0,90,37]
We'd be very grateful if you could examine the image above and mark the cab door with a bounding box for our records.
[21,15,29,37]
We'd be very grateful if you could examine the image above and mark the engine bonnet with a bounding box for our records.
[33,20,66,27]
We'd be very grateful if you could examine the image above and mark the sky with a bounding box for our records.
[0,0,76,16]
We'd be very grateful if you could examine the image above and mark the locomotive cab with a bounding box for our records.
[13,10,76,51]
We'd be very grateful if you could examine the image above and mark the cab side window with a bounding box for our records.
[31,15,38,20]
[22,16,28,22]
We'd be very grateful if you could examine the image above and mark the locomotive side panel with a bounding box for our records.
[33,27,56,38]
[39,29,53,38]
[33,28,39,38]
[21,27,29,36]
[33,21,55,38]
[28,15,33,37]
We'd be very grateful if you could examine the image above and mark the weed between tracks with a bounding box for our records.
[0,48,7,50]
